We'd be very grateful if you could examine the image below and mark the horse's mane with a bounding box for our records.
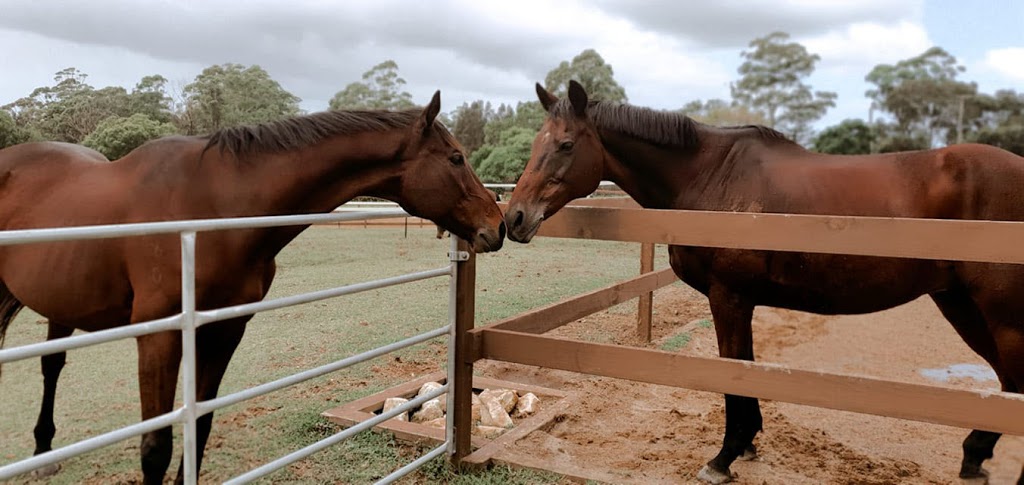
[551,99,793,147]
[204,109,454,156]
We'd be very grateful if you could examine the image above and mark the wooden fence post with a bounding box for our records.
[450,238,476,465]
[637,242,654,342]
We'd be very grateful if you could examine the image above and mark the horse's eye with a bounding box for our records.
[449,153,464,165]
[559,141,574,152]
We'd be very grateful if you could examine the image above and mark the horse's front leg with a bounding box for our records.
[30,322,74,478]
[698,283,760,484]
[136,328,181,485]
[172,318,249,485]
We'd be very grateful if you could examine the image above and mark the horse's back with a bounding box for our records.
[0,141,108,169]
[670,142,1024,314]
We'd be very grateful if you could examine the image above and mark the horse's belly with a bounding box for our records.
[0,243,132,329]
[669,246,953,315]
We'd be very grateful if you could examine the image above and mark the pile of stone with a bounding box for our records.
[379,381,540,438]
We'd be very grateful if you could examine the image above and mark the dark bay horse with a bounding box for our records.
[0,91,505,484]
[505,80,1024,484]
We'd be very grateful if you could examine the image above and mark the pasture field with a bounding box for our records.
[0,226,669,484]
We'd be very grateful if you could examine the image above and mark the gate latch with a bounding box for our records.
[448,250,470,262]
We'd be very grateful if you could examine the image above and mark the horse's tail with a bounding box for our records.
[0,281,25,379]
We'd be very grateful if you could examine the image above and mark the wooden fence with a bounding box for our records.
[447,198,1024,465]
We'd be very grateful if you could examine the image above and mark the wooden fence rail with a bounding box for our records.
[450,203,1024,465]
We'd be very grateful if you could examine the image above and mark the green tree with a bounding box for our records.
[82,113,175,159]
[680,99,768,126]
[450,100,492,157]
[877,130,930,153]
[182,63,301,134]
[974,125,1024,155]
[865,47,976,146]
[969,89,1024,155]
[329,60,415,110]
[3,69,176,143]
[731,32,836,143]
[0,110,37,149]
[129,75,173,123]
[812,119,876,154]
[474,126,535,183]
[482,101,545,145]
[544,49,627,103]
[468,101,547,183]
[4,68,120,142]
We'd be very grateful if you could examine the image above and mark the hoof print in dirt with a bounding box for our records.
[30,463,61,479]
[958,469,990,485]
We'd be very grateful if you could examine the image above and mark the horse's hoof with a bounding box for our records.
[738,445,758,461]
[697,465,734,484]
[959,468,989,485]
[30,463,60,478]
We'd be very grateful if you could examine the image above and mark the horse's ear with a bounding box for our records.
[536,82,558,112]
[417,90,442,135]
[568,80,588,118]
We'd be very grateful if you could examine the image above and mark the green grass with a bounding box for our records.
[0,226,668,484]
[660,332,692,352]
[697,318,713,329]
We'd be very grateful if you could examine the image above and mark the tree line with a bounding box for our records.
[2,32,1022,180]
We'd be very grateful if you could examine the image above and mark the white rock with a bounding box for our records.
[423,417,446,429]
[411,399,444,423]
[382,397,409,422]
[474,425,506,438]
[471,393,482,423]
[479,389,518,413]
[514,392,540,417]
[479,396,513,428]
[417,381,446,412]
[417,381,443,396]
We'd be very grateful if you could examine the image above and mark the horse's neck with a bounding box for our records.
[215,130,408,257]
[597,128,729,209]
[227,130,407,215]
[599,127,792,211]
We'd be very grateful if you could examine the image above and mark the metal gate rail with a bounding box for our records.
[0,208,461,484]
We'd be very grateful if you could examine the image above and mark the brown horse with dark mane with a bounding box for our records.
[505,80,1024,484]
[0,91,504,484]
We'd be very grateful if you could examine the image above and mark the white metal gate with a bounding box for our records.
[0,208,464,484]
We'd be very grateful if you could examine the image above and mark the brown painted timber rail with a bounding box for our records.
[451,204,1024,462]
[474,328,1024,436]
[530,205,1024,264]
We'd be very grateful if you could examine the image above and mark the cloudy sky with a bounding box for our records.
[1,0,1021,130]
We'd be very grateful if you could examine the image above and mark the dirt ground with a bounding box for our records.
[475,283,1024,484]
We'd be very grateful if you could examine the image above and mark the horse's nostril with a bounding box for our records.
[514,210,524,228]
[498,221,507,240]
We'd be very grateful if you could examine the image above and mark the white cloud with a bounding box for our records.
[802,21,932,73]
[982,47,1024,81]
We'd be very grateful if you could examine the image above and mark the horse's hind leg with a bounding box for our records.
[136,329,182,485]
[931,289,1017,483]
[30,322,74,478]
[698,283,760,484]
[986,328,1024,485]
[172,318,248,485]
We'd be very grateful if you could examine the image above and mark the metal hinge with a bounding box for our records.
[448,250,470,262]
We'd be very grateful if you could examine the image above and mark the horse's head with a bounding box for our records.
[506,81,604,243]
[398,91,505,252]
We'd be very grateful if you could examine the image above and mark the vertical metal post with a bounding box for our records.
[637,242,654,342]
[448,237,475,464]
[180,231,198,485]
[445,237,457,453]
